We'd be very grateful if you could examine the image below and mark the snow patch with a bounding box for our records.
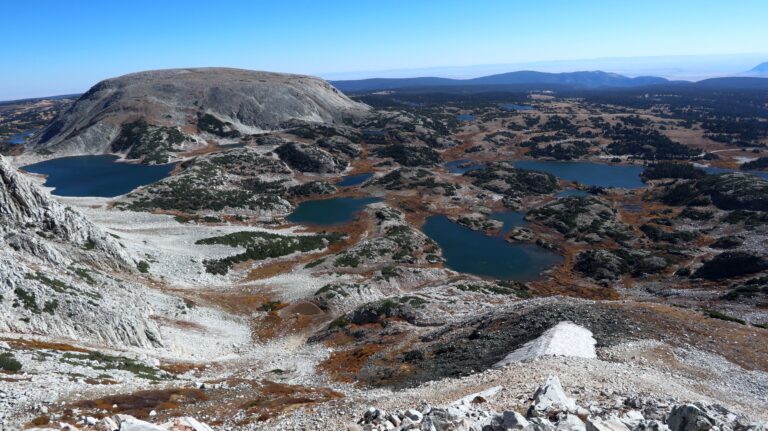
[495,321,596,367]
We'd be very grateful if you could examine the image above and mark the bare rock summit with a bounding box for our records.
[29,68,369,158]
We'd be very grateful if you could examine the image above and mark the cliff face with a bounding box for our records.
[1,156,130,267]
[28,68,369,157]
[0,155,161,347]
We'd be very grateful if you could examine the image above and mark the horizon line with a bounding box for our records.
[4,52,768,102]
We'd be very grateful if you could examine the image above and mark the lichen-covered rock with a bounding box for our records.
[311,204,441,273]
[693,251,768,280]
[575,248,668,280]
[373,144,441,167]
[368,168,459,196]
[666,404,714,431]
[528,375,577,416]
[117,148,293,216]
[465,162,559,200]
[316,135,362,157]
[696,173,768,211]
[275,142,348,173]
[527,196,631,243]
[288,181,337,196]
[452,213,504,232]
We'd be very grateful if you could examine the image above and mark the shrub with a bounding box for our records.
[380,266,399,281]
[528,140,590,160]
[111,118,185,164]
[13,287,39,313]
[198,113,240,138]
[641,162,706,181]
[198,231,345,275]
[25,272,72,293]
[693,251,768,280]
[61,351,165,380]
[741,157,768,171]
[137,261,150,273]
[43,299,59,314]
[373,144,440,167]
[704,310,746,325]
[0,353,22,372]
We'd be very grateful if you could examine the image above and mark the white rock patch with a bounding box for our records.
[495,321,596,367]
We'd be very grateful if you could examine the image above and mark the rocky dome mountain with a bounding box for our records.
[28,68,369,158]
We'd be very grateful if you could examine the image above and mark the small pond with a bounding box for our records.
[6,130,36,145]
[22,155,175,197]
[286,197,383,226]
[456,114,476,121]
[337,172,374,187]
[444,159,485,174]
[421,215,562,281]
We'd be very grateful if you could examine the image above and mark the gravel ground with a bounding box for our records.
[260,344,768,430]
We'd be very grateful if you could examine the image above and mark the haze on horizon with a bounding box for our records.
[3,0,768,100]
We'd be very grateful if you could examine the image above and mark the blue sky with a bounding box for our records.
[2,0,768,100]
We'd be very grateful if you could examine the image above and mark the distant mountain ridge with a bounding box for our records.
[332,69,768,93]
[749,62,768,74]
[331,70,669,92]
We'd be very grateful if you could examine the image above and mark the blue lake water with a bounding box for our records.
[6,130,36,145]
[22,155,175,197]
[445,159,485,174]
[337,172,374,187]
[490,210,526,235]
[514,160,645,189]
[456,114,476,121]
[286,197,383,226]
[421,215,562,281]
[499,103,534,111]
[702,166,768,180]
[446,159,645,188]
